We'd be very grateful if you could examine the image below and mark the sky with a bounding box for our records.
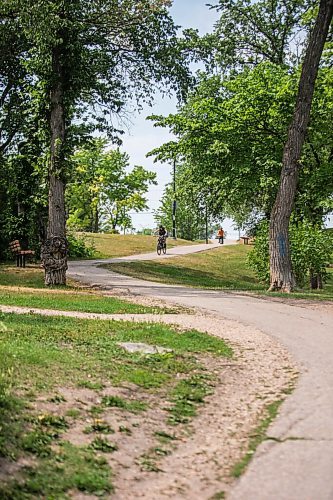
[118,1,241,237]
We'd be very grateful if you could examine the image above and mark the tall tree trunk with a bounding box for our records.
[41,46,68,286]
[269,0,333,292]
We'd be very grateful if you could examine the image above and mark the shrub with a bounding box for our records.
[248,220,333,289]
[67,233,96,258]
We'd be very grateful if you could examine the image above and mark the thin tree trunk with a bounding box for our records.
[269,0,333,292]
[93,207,99,233]
[42,45,68,286]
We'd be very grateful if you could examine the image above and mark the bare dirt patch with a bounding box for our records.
[0,307,297,499]
[103,314,298,499]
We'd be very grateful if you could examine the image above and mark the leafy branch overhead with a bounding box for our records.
[0,0,192,283]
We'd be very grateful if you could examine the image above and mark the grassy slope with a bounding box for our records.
[106,244,333,301]
[106,246,261,290]
[81,233,197,258]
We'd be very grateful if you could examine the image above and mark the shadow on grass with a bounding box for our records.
[106,261,263,291]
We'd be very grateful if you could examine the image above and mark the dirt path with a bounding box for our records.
[66,251,333,500]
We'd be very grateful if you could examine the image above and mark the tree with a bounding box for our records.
[2,0,190,284]
[0,7,29,155]
[66,140,156,233]
[149,62,333,225]
[155,162,216,240]
[269,0,333,292]
[100,164,156,233]
[0,8,50,258]
[206,0,313,70]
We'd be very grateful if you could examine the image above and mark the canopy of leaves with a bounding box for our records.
[0,0,192,254]
[148,62,333,224]
[0,0,192,143]
[206,0,313,70]
[66,139,156,233]
[248,219,333,287]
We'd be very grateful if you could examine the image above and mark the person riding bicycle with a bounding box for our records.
[158,225,167,239]
[155,225,167,254]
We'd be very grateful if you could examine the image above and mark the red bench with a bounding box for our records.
[9,240,35,268]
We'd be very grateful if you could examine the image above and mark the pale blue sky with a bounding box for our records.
[118,0,240,236]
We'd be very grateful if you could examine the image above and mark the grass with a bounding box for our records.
[0,264,177,314]
[231,400,283,478]
[0,313,231,392]
[0,311,232,498]
[105,245,263,290]
[0,265,47,288]
[167,374,214,425]
[101,395,148,413]
[0,287,171,314]
[80,233,197,259]
[1,441,113,498]
[106,244,333,301]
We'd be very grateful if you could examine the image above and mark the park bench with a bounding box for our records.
[9,240,35,268]
[240,236,255,245]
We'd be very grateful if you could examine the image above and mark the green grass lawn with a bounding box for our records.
[106,245,333,301]
[0,288,172,314]
[0,312,232,498]
[0,265,175,314]
[81,233,197,259]
[106,245,262,290]
[0,265,47,288]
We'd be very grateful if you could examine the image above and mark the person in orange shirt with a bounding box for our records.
[217,227,224,244]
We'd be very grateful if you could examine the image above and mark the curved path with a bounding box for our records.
[68,242,333,500]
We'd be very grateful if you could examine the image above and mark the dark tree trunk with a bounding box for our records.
[93,208,99,233]
[269,0,333,292]
[42,45,68,285]
[310,271,323,290]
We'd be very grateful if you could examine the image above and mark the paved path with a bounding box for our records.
[78,239,235,267]
[68,245,333,500]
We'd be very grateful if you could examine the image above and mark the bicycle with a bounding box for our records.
[156,235,167,255]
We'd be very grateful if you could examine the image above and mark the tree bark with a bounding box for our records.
[269,0,333,292]
[310,271,323,290]
[93,207,99,233]
[42,44,68,285]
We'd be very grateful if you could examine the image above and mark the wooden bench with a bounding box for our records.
[9,240,35,268]
[240,236,255,245]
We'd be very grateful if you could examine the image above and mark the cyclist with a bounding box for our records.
[157,225,167,238]
[155,225,168,253]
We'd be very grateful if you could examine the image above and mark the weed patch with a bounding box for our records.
[231,399,284,478]
[168,374,214,425]
[89,436,118,453]
[102,395,148,413]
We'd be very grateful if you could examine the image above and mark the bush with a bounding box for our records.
[247,220,270,284]
[67,233,96,258]
[248,220,333,289]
